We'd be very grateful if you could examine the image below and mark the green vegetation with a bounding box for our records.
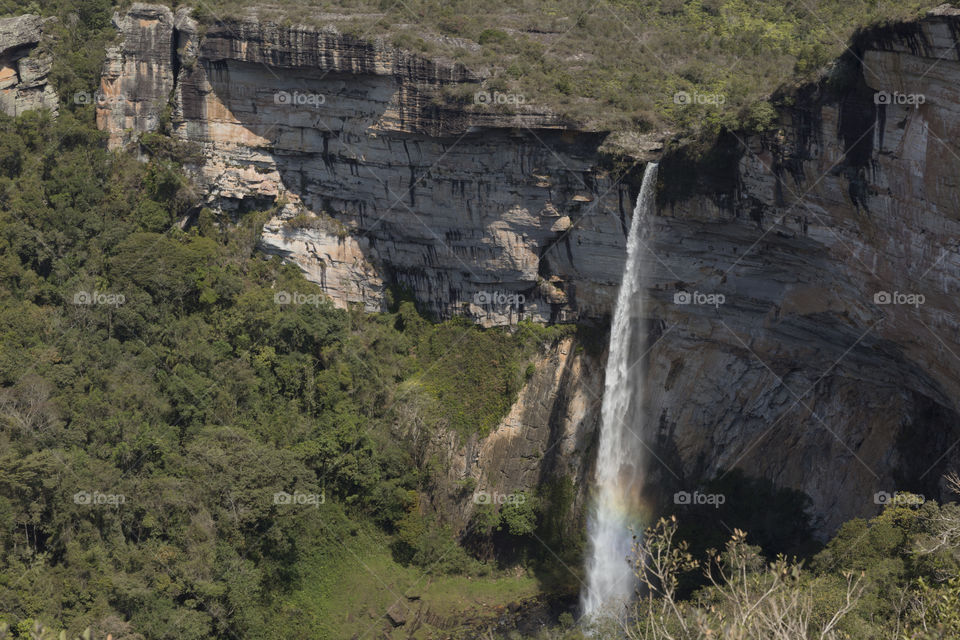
[0,0,117,104]
[403,315,573,437]
[0,3,579,636]
[260,502,543,638]
[183,0,944,136]
[4,0,960,638]
[0,101,583,637]
[541,495,960,640]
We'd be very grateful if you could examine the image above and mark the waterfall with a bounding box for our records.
[581,162,658,619]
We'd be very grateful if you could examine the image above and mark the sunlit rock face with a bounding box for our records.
[97,4,639,327]
[97,4,960,537]
[98,3,177,146]
[0,14,57,116]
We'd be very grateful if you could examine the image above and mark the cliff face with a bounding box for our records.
[92,4,960,537]
[645,7,960,534]
[98,3,176,141]
[0,14,57,116]
[97,4,630,327]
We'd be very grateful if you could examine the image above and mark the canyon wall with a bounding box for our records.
[84,3,960,537]
[93,3,623,533]
[643,6,960,534]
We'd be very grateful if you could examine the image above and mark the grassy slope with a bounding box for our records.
[272,503,540,638]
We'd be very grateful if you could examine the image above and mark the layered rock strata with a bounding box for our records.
[98,4,635,326]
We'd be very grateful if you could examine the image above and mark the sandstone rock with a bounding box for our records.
[417,12,960,538]
[99,4,635,328]
[644,14,960,536]
[98,3,176,147]
[421,336,603,534]
[259,205,386,312]
[0,14,42,55]
[0,14,57,116]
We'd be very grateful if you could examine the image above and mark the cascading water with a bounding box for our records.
[581,162,658,619]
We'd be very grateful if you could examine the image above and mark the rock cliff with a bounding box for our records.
[80,3,960,537]
[0,14,57,116]
[421,336,604,538]
[645,7,960,534]
[97,4,636,327]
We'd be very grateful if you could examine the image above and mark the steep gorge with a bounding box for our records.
[99,3,960,539]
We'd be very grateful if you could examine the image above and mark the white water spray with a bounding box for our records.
[582,162,658,619]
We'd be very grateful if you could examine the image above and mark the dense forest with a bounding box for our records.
[0,99,584,639]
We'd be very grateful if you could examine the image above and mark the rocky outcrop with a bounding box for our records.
[259,203,386,311]
[0,14,57,116]
[98,3,177,147]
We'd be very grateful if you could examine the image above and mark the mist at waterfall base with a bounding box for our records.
[581,163,658,620]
